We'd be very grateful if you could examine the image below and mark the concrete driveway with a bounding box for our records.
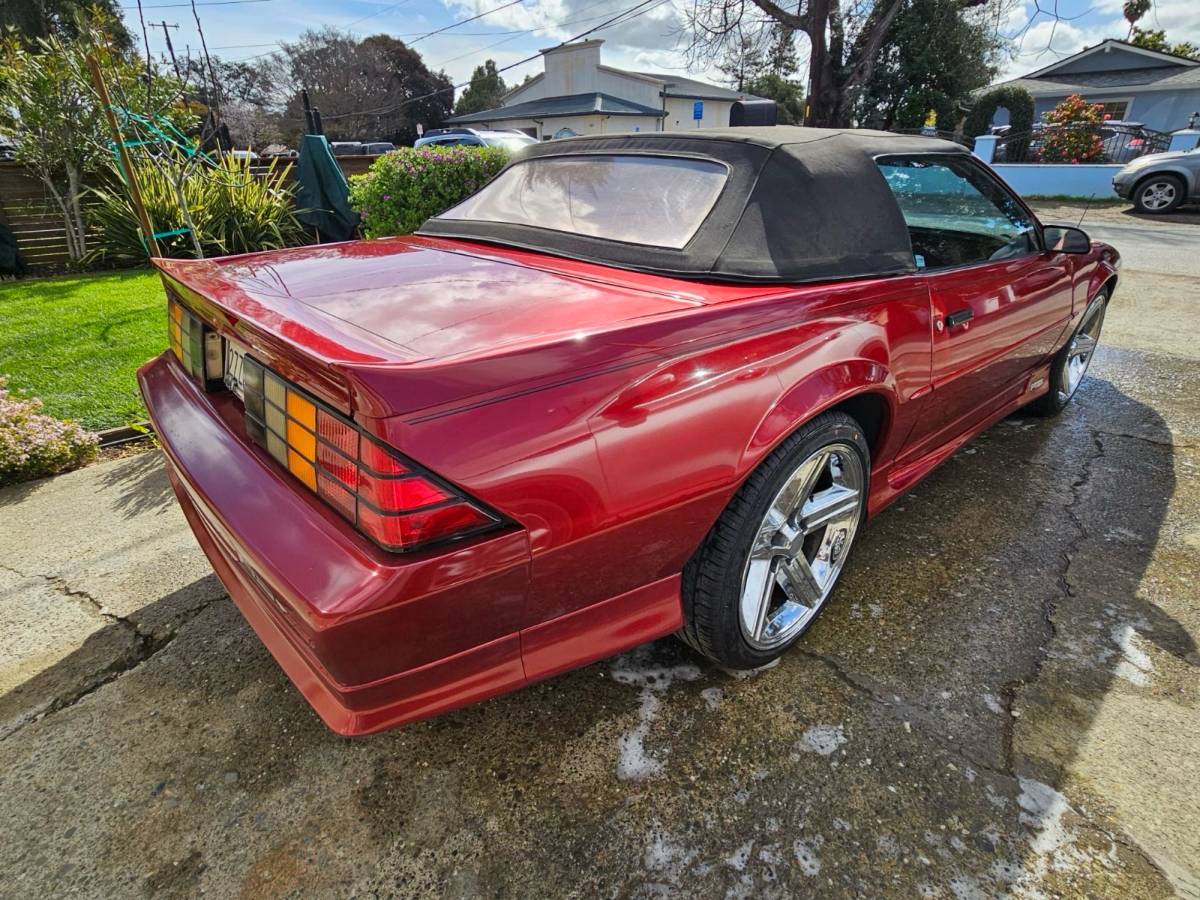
[1,209,1197,899]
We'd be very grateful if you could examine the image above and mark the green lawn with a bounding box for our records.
[0,269,167,431]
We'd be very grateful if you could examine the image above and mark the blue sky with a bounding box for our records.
[119,0,1200,98]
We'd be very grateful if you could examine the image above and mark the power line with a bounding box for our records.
[222,0,540,63]
[409,0,527,45]
[427,1,639,68]
[345,0,418,30]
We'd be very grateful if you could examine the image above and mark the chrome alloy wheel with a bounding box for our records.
[1139,180,1178,211]
[738,443,866,650]
[1059,301,1104,403]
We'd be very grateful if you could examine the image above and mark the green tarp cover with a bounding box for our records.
[295,134,360,242]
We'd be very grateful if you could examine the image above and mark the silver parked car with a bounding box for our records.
[414,127,538,152]
[1113,145,1199,213]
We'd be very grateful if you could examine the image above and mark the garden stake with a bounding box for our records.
[86,52,160,257]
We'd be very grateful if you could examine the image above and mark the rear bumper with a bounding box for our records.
[139,352,686,734]
[138,352,530,734]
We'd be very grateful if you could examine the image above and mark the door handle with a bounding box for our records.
[946,309,974,328]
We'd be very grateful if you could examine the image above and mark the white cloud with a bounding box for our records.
[999,0,1200,80]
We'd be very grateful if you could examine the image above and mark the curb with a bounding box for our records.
[97,422,155,449]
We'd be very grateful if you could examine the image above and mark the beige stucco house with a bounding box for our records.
[445,40,768,139]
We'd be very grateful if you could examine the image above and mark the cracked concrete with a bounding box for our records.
[0,452,226,739]
[0,210,1196,898]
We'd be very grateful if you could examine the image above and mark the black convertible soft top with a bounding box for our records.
[417,127,971,284]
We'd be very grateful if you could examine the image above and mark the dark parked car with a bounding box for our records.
[329,141,395,157]
[139,128,1118,734]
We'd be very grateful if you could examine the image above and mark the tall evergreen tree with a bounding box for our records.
[854,0,1004,130]
[717,33,766,91]
[454,60,508,116]
[765,21,799,77]
[745,73,805,123]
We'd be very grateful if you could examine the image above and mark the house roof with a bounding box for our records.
[993,65,1200,96]
[989,38,1200,96]
[633,72,769,102]
[447,92,666,124]
[1022,38,1198,80]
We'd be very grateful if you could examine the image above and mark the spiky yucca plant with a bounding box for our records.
[86,153,309,263]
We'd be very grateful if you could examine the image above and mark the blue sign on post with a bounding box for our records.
[693,100,704,124]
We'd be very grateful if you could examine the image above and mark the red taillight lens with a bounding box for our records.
[240,357,500,552]
[358,502,495,550]
[359,439,409,475]
[317,443,358,490]
[358,470,450,511]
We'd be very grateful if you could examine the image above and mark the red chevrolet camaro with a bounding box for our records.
[139,127,1119,735]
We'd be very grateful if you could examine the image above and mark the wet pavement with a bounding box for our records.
[1,214,1197,898]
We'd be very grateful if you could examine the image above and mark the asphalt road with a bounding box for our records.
[1032,201,1200,275]
[1,211,1197,899]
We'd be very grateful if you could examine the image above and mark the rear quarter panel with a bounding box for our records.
[374,276,933,628]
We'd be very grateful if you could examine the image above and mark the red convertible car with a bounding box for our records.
[138,128,1118,735]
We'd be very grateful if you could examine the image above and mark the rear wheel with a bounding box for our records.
[1031,290,1107,417]
[1132,174,1185,214]
[679,412,869,670]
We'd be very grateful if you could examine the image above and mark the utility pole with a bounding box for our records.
[151,21,182,79]
[86,53,160,257]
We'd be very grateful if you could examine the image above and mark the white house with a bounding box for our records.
[445,40,769,139]
[986,38,1200,133]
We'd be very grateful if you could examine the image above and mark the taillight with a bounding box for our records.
[168,296,223,388]
[239,357,501,552]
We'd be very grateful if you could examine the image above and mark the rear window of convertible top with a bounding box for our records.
[435,154,728,250]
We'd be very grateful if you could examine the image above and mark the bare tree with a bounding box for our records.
[683,0,1002,126]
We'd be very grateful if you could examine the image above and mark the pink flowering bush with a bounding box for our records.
[349,145,509,238]
[0,378,98,486]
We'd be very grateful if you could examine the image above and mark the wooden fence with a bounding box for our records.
[0,154,380,271]
[0,163,90,269]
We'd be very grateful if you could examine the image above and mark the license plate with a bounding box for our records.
[224,339,250,400]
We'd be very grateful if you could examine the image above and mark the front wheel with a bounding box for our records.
[1031,291,1107,417]
[1132,174,1185,214]
[679,412,869,670]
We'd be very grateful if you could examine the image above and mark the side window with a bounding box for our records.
[875,155,1039,270]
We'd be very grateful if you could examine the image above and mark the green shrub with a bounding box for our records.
[349,146,509,238]
[0,377,98,486]
[86,153,308,263]
[965,85,1035,158]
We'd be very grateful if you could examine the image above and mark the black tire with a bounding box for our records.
[1030,290,1108,417]
[678,411,870,670]
[1132,173,1185,214]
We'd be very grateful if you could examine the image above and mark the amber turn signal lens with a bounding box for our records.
[241,360,500,552]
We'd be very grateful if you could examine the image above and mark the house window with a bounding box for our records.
[1097,100,1130,121]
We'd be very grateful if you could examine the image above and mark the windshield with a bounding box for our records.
[436,154,728,249]
[483,134,537,150]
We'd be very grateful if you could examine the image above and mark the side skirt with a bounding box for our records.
[869,362,1053,517]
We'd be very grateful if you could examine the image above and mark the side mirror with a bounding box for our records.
[1043,225,1092,254]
